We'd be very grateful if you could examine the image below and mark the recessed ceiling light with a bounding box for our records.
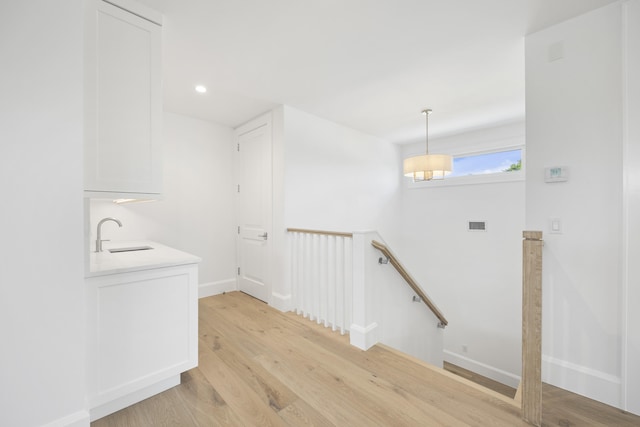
[195,85,207,93]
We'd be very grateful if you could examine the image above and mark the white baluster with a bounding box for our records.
[319,234,327,325]
[298,232,304,315]
[328,235,336,331]
[302,232,310,319]
[291,232,298,315]
[336,236,344,334]
[309,234,319,320]
[344,237,353,333]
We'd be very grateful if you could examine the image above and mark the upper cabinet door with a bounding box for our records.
[85,0,162,196]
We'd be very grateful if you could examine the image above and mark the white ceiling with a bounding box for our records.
[136,0,616,143]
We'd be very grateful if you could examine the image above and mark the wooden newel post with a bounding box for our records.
[522,231,543,426]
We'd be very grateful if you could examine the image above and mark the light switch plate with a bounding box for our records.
[549,218,562,234]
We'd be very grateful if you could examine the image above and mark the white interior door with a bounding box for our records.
[236,115,272,303]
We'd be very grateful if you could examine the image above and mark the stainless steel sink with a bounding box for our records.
[108,246,154,253]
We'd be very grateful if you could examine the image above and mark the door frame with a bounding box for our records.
[234,112,273,304]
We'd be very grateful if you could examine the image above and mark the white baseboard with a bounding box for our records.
[270,292,292,312]
[198,279,236,298]
[40,410,90,427]
[349,322,378,350]
[443,350,521,389]
[542,354,622,409]
[90,375,180,421]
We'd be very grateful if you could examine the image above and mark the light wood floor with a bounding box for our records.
[93,291,640,426]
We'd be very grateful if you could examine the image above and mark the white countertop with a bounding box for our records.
[87,240,201,277]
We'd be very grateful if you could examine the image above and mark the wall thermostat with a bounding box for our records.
[544,166,569,183]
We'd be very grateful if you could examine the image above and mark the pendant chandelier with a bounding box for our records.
[403,109,452,181]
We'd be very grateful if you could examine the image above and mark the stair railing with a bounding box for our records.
[287,228,353,335]
[371,240,448,328]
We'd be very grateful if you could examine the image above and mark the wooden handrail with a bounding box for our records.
[521,230,543,426]
[371,240,448,328]
[287,228,353,238]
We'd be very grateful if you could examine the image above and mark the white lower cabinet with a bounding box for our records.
[86,264,198,421]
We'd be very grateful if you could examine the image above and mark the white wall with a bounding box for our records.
[397,123,526,388]
[622,0,640,415]
[281,106,402,234]
[0,1,88,426]
[405,120,525,159]
[526,2,625,408]
[89,112,237,296]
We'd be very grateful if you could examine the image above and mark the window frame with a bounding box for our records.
[406,144,525,189]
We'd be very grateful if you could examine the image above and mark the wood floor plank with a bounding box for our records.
[254,351,384,427]
[308,363,467,426]
[135,387,197,426]
[198,302,265,359]
[173,369,245,426]
[91,404,150,427]
[198,341,288,427]
[201,300,320,374]
[277,399,334,427]
[199,319,298,412]
[541,383,640,427]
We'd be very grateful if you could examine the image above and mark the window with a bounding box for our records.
[406,146,524,188]
[449,148,522,178]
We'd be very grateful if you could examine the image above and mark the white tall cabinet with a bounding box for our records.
[84,0,162,197]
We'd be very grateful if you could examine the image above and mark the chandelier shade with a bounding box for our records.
[403,154,453,181]
[404,109,453,181]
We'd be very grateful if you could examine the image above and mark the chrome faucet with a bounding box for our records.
[95,217,122,252]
